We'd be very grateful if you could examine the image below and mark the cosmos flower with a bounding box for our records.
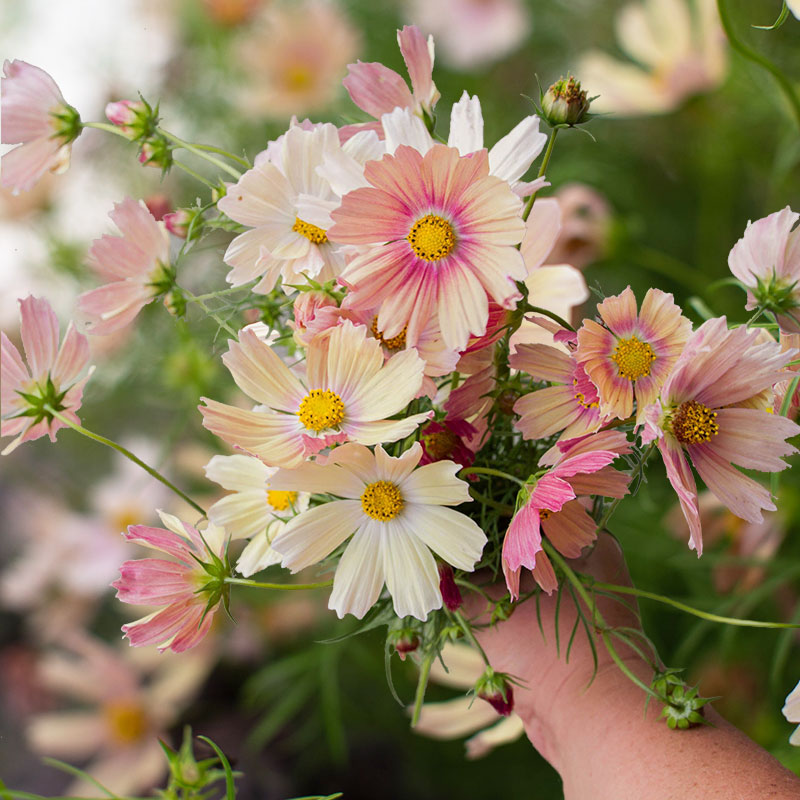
[783,679,800,746]
[268,442,486,620]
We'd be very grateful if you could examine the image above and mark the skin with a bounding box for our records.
[467,534,800,799]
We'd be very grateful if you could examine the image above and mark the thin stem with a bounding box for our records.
[717,0,800,129]
[468,486,515,515]
[188,141,251,169]
[601,631,661,701]
[191,283,257,302]
[525,304,575,332]
[411,651,435,727]
[174,159,217,189]
[225,577,333,591]
[83,120,132,139]
[182,288,239,336]
[459,466,526,486]
[159,129,242,179]
[745,306,766,327]
[452,609,491,666]
[522,128,559,221]
[44,406,206,515]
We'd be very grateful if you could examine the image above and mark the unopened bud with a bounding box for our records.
[653,669,712,730]
[496,389,519,416]
[438,564,463,612]
[388,628,420,660]
[542,75,590,127]
[476,666,514,716]
[163,288,187,318]
[164,208,203,240]
[138,135,173,170]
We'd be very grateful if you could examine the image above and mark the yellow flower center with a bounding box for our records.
[539,509,552,520]
[111,507,141,533]
[293,216,328,245]
[422,429,460,461]
[611,336,656,381]
[407,214,456,262]
[361,480,404,521]
[573,379,599,409]
[371,316,407,350]
[671,400,720,445]
[284,65,314,91]
[267,489,298,511]
[298,389,345,432]
[105,702,148,744]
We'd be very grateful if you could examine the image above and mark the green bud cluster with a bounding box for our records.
[653,669,714,730]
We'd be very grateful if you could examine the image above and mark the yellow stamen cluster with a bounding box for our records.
[267,489,298,511]
[422,429,460,461]
[407,214,456,262]
[573,379,599,409]
[361,480,404,521]
[105,702,148,744]
[611,335,656,381]
[298,389,345,431]
[539,509,552,520]
[671,400,720,445]
[371,316,407,350]
[293,216,328,245]
[112,508,141,534]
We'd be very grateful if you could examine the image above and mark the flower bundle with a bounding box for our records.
[3,19,800,749]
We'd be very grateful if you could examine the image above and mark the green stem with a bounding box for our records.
[182,288,239,336]
[717,0,800,129]
[459,466,526,486]
[525,303,575,332]
[43,406,206,516]
[601,631,661,701]
[468,486,515,515]
[187,141,251,169]
[411,651,435,727]
[522,128,559,221]
[159,129,242,179]
[173,159,217,189]
[83,120,132,139]
[745,306,766,327]
[190,283,257,302]
[225,577,333,591]
[452,609,491,666]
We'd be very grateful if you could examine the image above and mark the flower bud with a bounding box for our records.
[496,388,519,416]
[388,627,420,660]
[476,666,514,716]
[542,75,590,127]
[438,563,463,612]
[164,208,204,240]
[163,287,187,319]
[138,135,173,170]
[653,669,712,730]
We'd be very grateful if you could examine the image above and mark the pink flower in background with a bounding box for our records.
[76,197,172,334]
[113,512,228,653]
[546,183,612,270]
[343,25,439,122]
[728,207,800,334]
[405,0,530,70]
[1,295,91,454]
[576,286,692,423]
[329,144,526,351]
[1,60,81,193]
[642,318,800,554]
[578,0,726,116]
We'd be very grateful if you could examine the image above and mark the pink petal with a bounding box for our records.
[19,295,59,378]
[342,61,413,118]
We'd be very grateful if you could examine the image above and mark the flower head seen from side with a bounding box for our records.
[201,320,430,468]
[76,197,172,335]
[204,453,309,577]
[1,60,82,193]
[502,430,631,597]
[112,511,230,653]
[1,296,91,455]
[268,442,487,620]
[329,143,526,351]
[576,286,692,423]
[728,207,800,334]
[641,318,800,555]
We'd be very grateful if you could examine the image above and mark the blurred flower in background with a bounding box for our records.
[547,183,612,271]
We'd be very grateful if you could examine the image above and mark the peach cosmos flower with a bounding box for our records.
[329,143,526,351]
[578,0,726,116]
[76,197,172,334]
[503,430,631,597]
[268,442,486,620]
[576,286,692,424]
[1,60,81,193]
[728,207,800,334]
[113,511,228,653]
[642,318,800,554]
[1,295,91,454]
[201,320,430,468]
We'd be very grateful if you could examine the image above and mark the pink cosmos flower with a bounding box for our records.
[728,207,800,334]
[76,197,172,334]
[576,286,692,423]
[547,183,612,269]
[642,318,800,554]
[329,143,526,351]
[201,320,430,468]
[112,511,228,653]
[1,296,91,455]
[343,25,439,123]
[502,430,631,597]
[1,60,82,193]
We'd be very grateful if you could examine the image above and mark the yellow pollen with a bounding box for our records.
[572,379,599,409]
[105,702,148,744]
[293,216,328,245]
[671,400,720,445]
[371,316,407,350]
[267,489,298,511]
[611,336,656,381]
[361,480,404,521]
[284,65,314,91]
[298,389,345,432]
[539,509,552,520]
[407,214,456,261]
[422,429,460,461]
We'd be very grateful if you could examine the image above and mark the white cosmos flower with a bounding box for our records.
[204,453,310,577]
[268,442,487,620]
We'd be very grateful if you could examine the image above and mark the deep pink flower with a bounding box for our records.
[1,60,81,193]
[1,296,91,455]
[112,512,228,653]
[419,418,479,470]
[642,318,800,554]
[438,563,463,611]
[77,197,172,334]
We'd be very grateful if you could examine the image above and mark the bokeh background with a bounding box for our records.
[1,0,799,797]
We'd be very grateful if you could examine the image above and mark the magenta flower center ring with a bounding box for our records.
[671,400,720,445]
[298,389,346,431]
[611,335,656,381]
[361,480,404,521]
[406,214,457,262]
[267,489,298,511]
[293,216,329,245]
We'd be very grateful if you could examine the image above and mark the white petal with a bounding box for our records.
[204,454,274,492]
[401,460,471,505]
[237,521,286,576]
[328,521,385,618]
[374,442,423,485]
[448,92,484,155]
[415,696,498,739]
[382,107,434,155]
[402,505,486,571]
[207,491,272,541]
[489,115,547,183]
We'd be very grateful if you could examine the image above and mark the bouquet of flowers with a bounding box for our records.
[3,7,800,794]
